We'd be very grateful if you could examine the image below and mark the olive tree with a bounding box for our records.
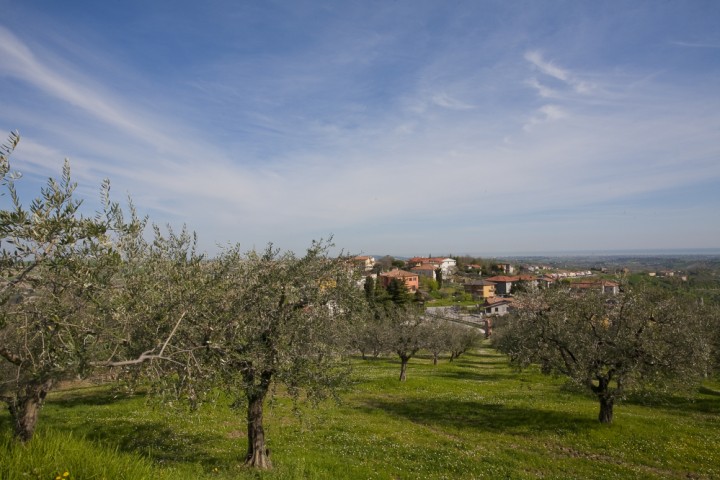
[446,322,481,362]
[121,241,366,469]
[423,316,480,365]
[493,286,711,423]
[221,243,365,467]
[0,132,135,441]
[382,304,427,381]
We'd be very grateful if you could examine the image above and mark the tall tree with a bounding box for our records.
[493,286,712,423]
[364,275,375,304]
[387,277,411,305]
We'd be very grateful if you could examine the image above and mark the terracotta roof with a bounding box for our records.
[380,269,418,279]
[485,296,513,306]
[485,275,517,282]
[485,275,537,283]
[411,264,436,271]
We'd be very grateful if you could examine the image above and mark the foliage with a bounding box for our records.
[423,316,480,365]
[391,259,406,269]
[419,275,438,292]
[363,275,375,303]
[386,277,412,305]
[0,132,138,441]
[383,304,426,381]
[493,286,713,423]
[115,240,367,468]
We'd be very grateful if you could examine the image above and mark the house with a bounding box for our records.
[410,263,437,280]
[601,281,620,295]
[463,280,496,299]
[379,269,419,293]
[485,275,538,295]
[482,296,514,316]
[484,275,518,295]
[495,263,515,274]
[536,275,556,289]
[353,255,375,272]
[407,257,457,275]
[570,280,620,295]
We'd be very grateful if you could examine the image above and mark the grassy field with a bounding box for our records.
[1,346,719,479]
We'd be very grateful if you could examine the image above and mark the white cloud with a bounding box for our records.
[669,40,720,49]
[523,104,568,131]
[524,50,595,95]
[525,77,557,98]
[431,92,475,110]
[524,50,569,82]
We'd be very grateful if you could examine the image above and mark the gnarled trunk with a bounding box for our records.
[598,395,614,424]
[7,379,53,442]
[399,356,409,381]
[244,371,272,469]
[591,376,615,424]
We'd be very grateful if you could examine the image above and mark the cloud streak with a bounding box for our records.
[1,2,719,255]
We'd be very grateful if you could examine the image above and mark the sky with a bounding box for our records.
[1,1,719,257]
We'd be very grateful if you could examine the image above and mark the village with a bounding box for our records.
[353,254,635,322]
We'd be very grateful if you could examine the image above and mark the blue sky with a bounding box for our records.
[1,1,719,256]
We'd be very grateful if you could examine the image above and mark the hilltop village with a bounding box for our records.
[351,254,689,318]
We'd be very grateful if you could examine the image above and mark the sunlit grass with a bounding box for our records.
[1,345,719,479]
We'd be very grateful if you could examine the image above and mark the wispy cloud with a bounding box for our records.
[525,77,558,98]
[524,50,595,95]
[523,104,568,131]
[1,2,718,255]
[670,40,720,49]
[0,27,165,149]
[431,92,475,110]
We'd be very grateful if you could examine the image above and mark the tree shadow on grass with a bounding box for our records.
[622,388,720,415]
[49,385,131,408]
[81,419,237,467]
[359,397,597,435]
[431,369,519,383]
[0,387,242,469]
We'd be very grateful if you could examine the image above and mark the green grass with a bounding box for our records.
[2,346,719,479]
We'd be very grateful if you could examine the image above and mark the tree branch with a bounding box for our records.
[91,311,188,368]
[0,346,23,366]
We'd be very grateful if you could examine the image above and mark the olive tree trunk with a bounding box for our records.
[399,355,410,381]
[597,395,614,424]
[244,372,272,469]
[592,377,615,424]
[6,379,54,442]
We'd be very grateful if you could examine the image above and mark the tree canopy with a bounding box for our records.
[0,133,138,441]
[493,286,712,423]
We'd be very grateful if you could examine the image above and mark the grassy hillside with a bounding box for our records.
[1,346,719,479]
